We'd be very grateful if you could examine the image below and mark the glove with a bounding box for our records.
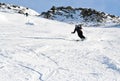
[71,32,74,34]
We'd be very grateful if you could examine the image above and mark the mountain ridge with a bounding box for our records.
[0,2,39,16]
[1,3,120,27]
[40,6,120,26]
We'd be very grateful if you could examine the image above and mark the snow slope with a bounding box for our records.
[0,11,120,81]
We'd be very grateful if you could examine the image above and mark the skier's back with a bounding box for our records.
[71,24,86,41]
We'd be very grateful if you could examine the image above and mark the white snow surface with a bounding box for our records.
[0,11,120,81]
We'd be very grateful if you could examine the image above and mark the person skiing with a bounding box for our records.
[71,24,86,41]
[25,13,29,17]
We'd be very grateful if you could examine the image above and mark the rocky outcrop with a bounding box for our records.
[40,6,120,26]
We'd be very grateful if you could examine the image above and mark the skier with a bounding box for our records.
[71,24,86,41]
[25,13,29,17]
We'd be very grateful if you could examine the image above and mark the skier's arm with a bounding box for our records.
[71,28,76,34]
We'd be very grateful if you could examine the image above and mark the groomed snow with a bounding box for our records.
[0,11,120,81]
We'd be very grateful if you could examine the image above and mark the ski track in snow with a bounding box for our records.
[0,11,120,81]
[18,64,44,81]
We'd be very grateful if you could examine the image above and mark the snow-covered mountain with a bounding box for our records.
[0,2,39,16]
[40,6,120,26]
[0,3,120,81]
